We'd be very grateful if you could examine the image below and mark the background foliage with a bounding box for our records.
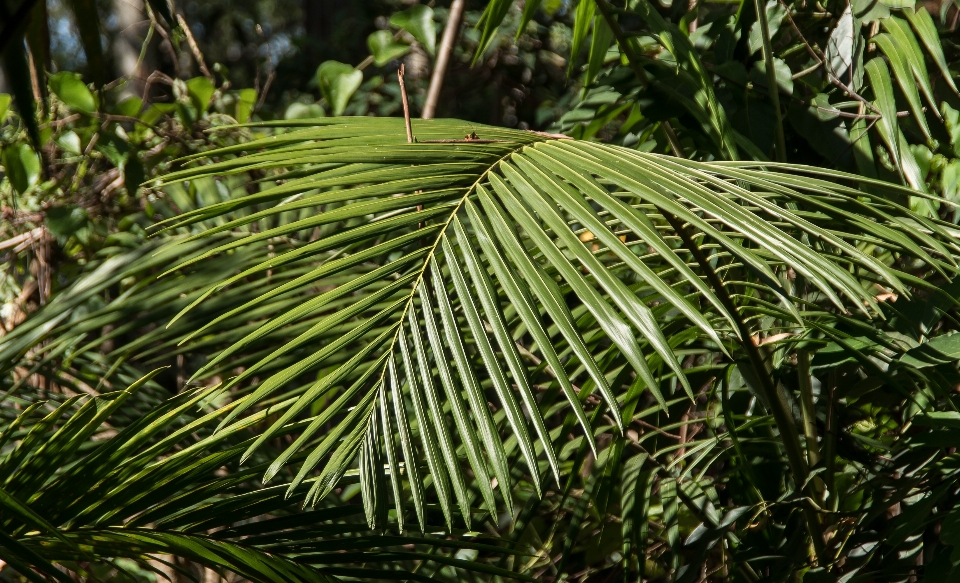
[2,0,960,582]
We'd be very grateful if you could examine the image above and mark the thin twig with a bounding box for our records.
[398,64,414,143]
[634,418,682,440]
[777,0,880,115]
[256,71,276,112]
[177,14,213,80]
[423,0,465,119]
[791,61,822,80]
[149,10,179,78]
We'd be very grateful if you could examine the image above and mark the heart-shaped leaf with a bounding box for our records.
[367,30,411,66]
[49,72,97,113]
[316,61,363,116]
[389,5,436,55]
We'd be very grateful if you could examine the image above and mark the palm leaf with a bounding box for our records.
[147,116,958,535]
[0,373,525,583]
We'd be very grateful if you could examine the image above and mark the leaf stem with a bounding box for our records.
[823,370,838,511]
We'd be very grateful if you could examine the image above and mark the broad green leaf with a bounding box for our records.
[632,0,739,159]
[367,30,411,66]
[901,333,960,368]
[316,61,363,116]
[853,0,890,20]
[882,15,940,116]
[826,5,855,79]
[2,143,40,194]
[586,16,615,87]
[850,114,877,178]
[49,72,97,113]
[871,33,932,140]
[916,411,960,428]
[518,0,544,36]
[750,56,794,96]
[114,96,143,118]
[389,5,436,55]
[866,58,906,182]
[45,205,89,240]
[187,76,216,114]
[569,0,596,75]
[748,0,787,55]
[474,0,513,62]
[0,93,10,120]
[233,88,257,123]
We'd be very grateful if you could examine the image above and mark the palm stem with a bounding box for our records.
[754,0,787,162]
[661,211,826,564]
[823,370,838,511]
[797,350,820,468]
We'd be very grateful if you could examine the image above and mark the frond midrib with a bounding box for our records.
[367,140,549,382]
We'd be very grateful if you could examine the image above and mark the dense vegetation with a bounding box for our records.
[2,0,960,582]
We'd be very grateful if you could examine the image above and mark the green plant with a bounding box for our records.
[82,115,960,580]
[4,0,960,581]
[0,371,521,582]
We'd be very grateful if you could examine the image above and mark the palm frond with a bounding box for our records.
[149,116,959,534]
[0,371,525,583]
